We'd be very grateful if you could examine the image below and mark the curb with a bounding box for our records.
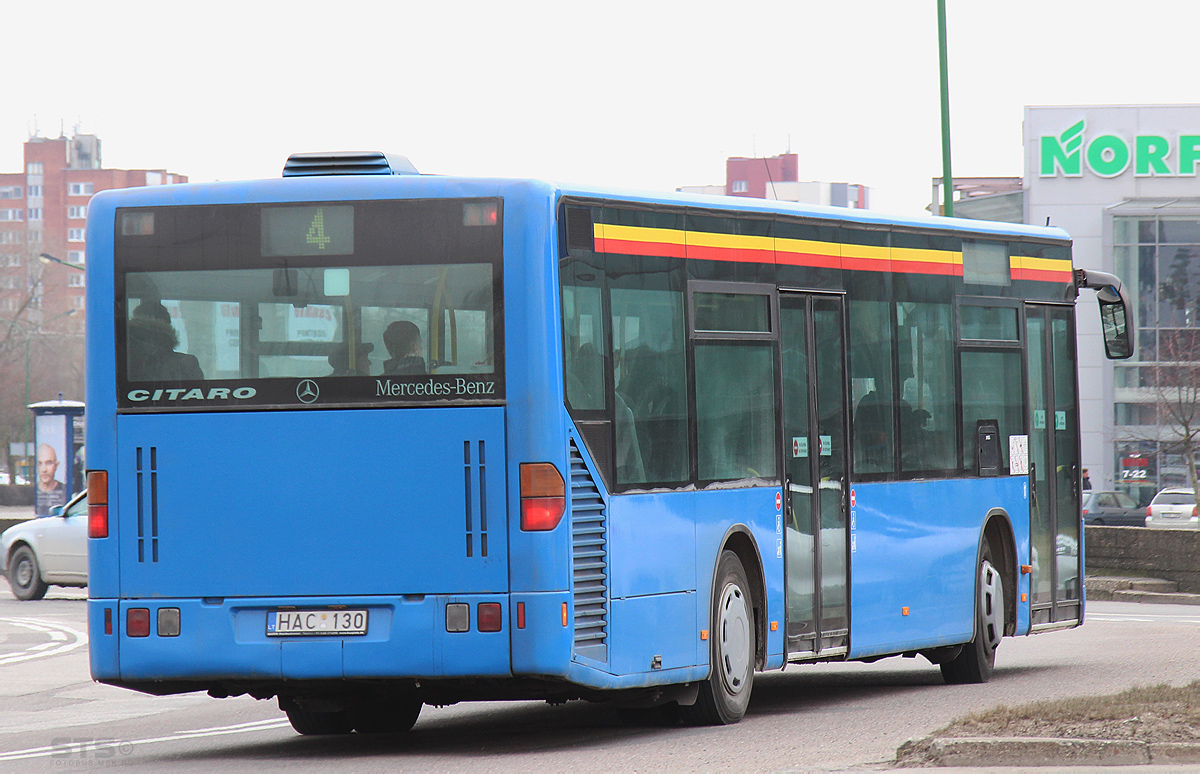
[896,735,1200,768]
[1111,589,1200,605]
[1085,576,1200,605]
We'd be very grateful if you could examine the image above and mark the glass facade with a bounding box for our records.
[1113,215,1200,505]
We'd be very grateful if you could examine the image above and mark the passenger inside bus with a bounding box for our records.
[328,342,373,376]
[127,300,205,382]
[853,389,892,473]
[382,320,427,375]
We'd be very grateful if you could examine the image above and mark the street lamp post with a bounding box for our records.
[936,0,954,217]
[39,252,85,272]
[1,308,78,481]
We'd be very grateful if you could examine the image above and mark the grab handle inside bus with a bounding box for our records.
[1075,268,1133,360]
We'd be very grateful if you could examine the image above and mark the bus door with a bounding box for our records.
[779,292,850,658]
[1025,304,1081,627]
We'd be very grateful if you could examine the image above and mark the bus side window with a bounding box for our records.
[611,287,688,486]
[563,285,608,412]
[849,300,896,476]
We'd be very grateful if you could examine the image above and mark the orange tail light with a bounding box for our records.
[87,470,109,538]
[519,463,565,531]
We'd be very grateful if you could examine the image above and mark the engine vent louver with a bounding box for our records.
[570,440,608,662]
[282,151,419,177]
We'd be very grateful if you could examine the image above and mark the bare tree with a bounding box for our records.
[1144,328,1200,509]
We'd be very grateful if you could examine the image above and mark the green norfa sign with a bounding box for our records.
[1041,120,1200,178]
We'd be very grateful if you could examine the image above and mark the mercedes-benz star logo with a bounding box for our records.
[296,379,319,404]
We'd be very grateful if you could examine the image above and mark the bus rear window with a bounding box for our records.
[115,199,503,411]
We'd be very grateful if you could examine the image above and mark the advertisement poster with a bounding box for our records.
[35,414,67,515]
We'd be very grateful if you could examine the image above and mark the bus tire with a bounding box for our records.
[681,550,755,725]
[349,699,422,734]
[8,545,48,601]
[280,697,353,735]
[941,541,1003,685]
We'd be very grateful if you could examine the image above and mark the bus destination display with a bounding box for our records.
[262,205,354,257]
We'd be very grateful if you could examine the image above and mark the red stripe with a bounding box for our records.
[684,244,772,263]
[597,234,1071,285]
[891,259,962,277]
[776,251,841,270]
[840,256,886,273]
[594,237,684,258]
[1012,268,1073,283]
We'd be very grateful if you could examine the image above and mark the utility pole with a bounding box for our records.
[937,0,954,217]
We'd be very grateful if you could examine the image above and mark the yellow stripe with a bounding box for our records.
[590,224,1063,275]
[593,223,685,245]
[684,230,774,251]
[1021,256,1073,273]
[893,246,961,266]
[841,243,891,262]
[775,238,841,258]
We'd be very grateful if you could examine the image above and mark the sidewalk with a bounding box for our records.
[0,504,37,535]
[897,735,1200,768]
[1085,576,1200,605]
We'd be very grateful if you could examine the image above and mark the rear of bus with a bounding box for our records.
[85,163,576,729]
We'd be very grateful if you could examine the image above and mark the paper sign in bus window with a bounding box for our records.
[793,437,808,458]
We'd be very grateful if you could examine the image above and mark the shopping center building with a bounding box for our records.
[1018,105,1200,504]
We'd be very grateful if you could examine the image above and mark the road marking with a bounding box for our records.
[0,718,292,761]
[0,618,86,665]
[1089,613,1200,624]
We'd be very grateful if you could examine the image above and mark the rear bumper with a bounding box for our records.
[89,593,518,683]
[1144,517,1200,529]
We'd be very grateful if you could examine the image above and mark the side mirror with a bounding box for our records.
[1099,299,1132,359]
[1076,268,1134,360]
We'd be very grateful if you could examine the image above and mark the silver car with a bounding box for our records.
[1144,487,1200,530]
[1,490,87,600]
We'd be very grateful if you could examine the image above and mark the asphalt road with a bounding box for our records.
[1,584,1198,772]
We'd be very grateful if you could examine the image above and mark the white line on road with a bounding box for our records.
[0,617,86,665]
[1088,612,1200,624]
[0,718,293,761]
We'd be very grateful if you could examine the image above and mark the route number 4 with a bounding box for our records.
[306,209,331,250]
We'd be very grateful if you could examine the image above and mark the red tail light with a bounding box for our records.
[87,470,109,538]
[127,608,150,637]
[520,463,565,531]
[1147,506,1152,518]
[1081,509,1088,516]
[477,603,502,632]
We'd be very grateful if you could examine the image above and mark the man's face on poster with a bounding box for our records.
[37,445,58,488]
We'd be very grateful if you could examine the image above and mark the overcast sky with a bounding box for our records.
[4,1,1196,216]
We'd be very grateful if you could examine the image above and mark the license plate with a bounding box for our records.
[267,609,368,636]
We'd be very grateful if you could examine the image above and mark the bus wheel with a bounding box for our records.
[279,697,353,735]
[8,545,48,601]
[681,550,755,725]
[941,541,1003,685]
[349,699,422,734]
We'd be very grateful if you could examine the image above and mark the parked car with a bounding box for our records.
[1,490,87,600]
[1144,487,1200,530]
[1081,490,1145,526]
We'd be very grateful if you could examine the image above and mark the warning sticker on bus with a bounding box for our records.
[267,609,368,636]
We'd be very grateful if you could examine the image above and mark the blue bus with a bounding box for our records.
[85,152,1131,732]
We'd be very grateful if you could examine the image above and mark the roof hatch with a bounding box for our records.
[282,151,419,177]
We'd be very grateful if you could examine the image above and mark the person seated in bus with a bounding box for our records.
[617,345,683,482]
[614,391,646,484]
[127,300,204,382]
[382,320,427,375]
[853,389,892,472]
[328,341,373,376]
